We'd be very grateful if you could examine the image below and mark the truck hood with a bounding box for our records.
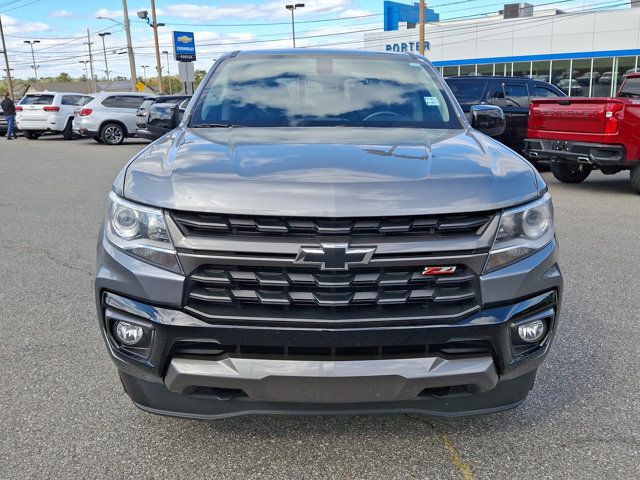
[122,127,543,216]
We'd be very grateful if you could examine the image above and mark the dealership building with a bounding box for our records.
[364,1,640,97]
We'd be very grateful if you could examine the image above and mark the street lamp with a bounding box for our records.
[79,60,90,92]
[285,3,304,48]
[98,32,112,85]
[162,50,172,94]
[138,3,165,93]
[23,40,41,90]
[97,1,138,92]
[141,65,149,84]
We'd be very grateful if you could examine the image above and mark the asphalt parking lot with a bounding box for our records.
[1,135,639,479]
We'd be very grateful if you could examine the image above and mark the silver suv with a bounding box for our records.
[16,92,93,140]
[74,92,150,145]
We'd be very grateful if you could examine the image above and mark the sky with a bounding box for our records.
[0,0,625,80]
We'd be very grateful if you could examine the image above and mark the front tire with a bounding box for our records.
[100,123,125,145]
[630,164,640,194]
[62,119,79,140]
[551,161,591,183]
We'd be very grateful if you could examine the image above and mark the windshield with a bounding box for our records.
[445,79,487,105]
[189,55,462,128]
[20,94,54,105]
[619,77,640,98]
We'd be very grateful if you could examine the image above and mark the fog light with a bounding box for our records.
[114,321,144,345]
[517,320,545,343]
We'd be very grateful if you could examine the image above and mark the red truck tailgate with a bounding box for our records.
[528,98,615,134]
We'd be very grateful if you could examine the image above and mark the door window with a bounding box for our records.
[502,84,530,108]
[530,85,562,98]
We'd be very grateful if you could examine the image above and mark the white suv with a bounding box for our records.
[73,92,150,145]
[16,92,93,140]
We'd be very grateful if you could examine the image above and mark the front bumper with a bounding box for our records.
[96,238,562,419]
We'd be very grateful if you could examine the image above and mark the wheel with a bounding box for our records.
[93,137,104,144]
[550,161,592,183]
[62,119,79,140]
[100,123,125,145]
[23,130,40,140]
[630,164,640,194]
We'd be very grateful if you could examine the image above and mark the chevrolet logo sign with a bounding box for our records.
[176,35,192,44]
[294,244,376,270]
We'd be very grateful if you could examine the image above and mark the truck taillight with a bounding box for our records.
[43,106,60,112]
[15,106,23,112]
[79,108,93,116]
[604,103,624,134]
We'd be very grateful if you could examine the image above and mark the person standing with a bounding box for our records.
[1,93,17,140]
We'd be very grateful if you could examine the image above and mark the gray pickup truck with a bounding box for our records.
[95,49,562,419]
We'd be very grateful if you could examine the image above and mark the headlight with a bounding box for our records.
[105,191,182,273]
[484,193,554,273]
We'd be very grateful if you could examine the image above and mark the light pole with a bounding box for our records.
[141,65,149,84]
[97,2,137,91]
[137,5,165,93]
[98,32,111,85]
[0,15,14,99]
[79,60,90,92]
[23,40,40,90]
[285,3,304,48]
[162,50,172,94]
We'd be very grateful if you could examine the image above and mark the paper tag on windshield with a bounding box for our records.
[424,96,440,106]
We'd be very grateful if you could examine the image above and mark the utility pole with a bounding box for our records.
[79,60,90,92]
[150,0,164,93]
[98,32,111,85]
[121,0,138,91]
[24,40,40,90]
[0,15,14,99]
[162,50,172,94]
[86,29,96,93]
[419,0,426,55]
[285,4,304,48]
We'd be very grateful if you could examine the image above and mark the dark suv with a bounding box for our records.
[96,50,562,419]
[446,76,565,155]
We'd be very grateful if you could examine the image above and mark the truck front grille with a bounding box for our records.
[171,211,494,238]
[184,264,481,325]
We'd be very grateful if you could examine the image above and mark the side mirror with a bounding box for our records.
[470,105,506,137]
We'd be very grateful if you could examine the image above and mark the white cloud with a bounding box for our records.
[164,0,354,21]
[1,15,51,34]
[49,10,75,18]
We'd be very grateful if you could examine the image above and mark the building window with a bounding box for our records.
[460,65,475,76]
[494,63,508,76]
[613,56,638,95]
[442,66,459,77]
[513,62,531,77]
[592,57,614,97]
[477,64,493,76]
[571,58,591,97]
[531,61,551,83]
[551,59,571,95]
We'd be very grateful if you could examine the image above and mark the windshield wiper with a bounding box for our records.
[191,123,242,128]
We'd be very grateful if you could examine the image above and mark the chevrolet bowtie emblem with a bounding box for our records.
[294,243,376,270]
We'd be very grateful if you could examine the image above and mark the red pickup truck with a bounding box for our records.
[525,73,640,193]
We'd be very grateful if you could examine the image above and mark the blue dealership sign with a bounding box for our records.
[173,31,196,62]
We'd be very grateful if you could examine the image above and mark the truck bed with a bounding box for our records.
[526,97,640,165]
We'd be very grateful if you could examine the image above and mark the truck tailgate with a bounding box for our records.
[528,98,617,134]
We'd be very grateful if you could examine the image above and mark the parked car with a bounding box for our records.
[576,71,600,86]
[96,49,562,420]
[445,75,565,155]
[73,92,150,145]
[555,78,584,96]
[525,73,640,192]
[15,92,93,140]
[136,95,190,140]
[598,71,613,84]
